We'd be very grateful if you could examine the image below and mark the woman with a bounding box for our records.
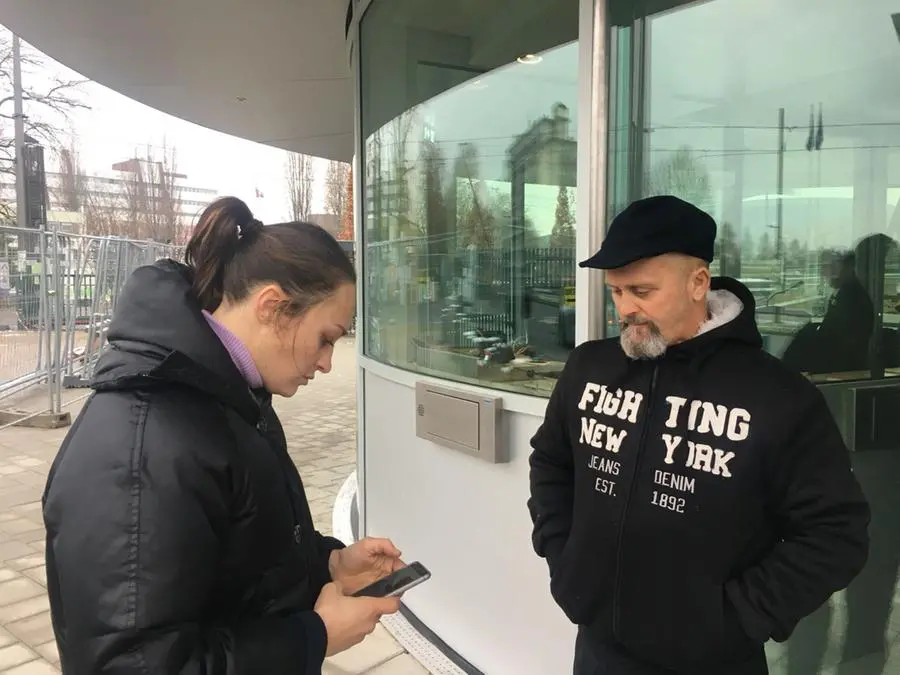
[43,197,403,674]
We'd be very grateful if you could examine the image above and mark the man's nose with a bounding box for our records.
[614,295,639,318]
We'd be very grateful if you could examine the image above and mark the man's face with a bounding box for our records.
[605,254,710,360]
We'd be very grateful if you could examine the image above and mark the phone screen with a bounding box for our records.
[351,562,431,598]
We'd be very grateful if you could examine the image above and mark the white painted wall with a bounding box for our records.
[362,369,577,675]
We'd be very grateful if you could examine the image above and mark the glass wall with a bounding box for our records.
[609,0,900,672]
[359,0,580,397]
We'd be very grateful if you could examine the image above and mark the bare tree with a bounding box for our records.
[117,144,183,242]
[363,106,418,242]
[82,187,125,237]
[53,136,86,212]
[324,160,350,221]
[455,143,494,248]
[50,134,123,236]
[389,111,416,237]
[0,29,88,219]
[645,146,712,210]
[286,152,314,221]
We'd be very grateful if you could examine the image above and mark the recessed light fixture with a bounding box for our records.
[517,53,542,65]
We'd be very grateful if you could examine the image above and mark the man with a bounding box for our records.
[781,247,873,374]
[528,195,870,675]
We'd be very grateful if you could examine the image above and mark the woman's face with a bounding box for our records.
[253,282,356,397]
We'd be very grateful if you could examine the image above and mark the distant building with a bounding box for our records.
[507,103,577,188]
[0,162,218,244]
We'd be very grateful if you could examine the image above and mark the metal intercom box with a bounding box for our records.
[414,381,505,463]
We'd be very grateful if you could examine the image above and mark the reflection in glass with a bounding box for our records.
[359,0,579,396]
[609,0,900,671]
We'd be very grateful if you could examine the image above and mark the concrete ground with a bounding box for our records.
[0,338,425,674]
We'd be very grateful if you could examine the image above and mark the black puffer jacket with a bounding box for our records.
[43,260,343,674]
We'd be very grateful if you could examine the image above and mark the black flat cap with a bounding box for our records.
[580,195,717,270]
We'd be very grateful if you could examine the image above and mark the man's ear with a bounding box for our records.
[690,265,711,302]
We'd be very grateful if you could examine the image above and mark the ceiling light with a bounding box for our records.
[517,53,542,65]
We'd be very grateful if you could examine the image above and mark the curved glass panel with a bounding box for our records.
[359,0,580,397]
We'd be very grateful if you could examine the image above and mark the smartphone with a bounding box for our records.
[351,562,431,598]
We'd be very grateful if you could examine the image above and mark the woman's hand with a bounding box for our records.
[315,581,401,656]
[328,537,405,595]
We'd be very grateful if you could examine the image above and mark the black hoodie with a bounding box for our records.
[43,260,341,675]
[528,277,870,674]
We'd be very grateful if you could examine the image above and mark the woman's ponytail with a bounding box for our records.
[184,197,259,311]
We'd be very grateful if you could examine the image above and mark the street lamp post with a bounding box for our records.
[13,34,27,232]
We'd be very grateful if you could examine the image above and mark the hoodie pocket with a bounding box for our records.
[616,577,758,670]
[549,532,615,626]
[550,540,594,624]
[718,588,757,658]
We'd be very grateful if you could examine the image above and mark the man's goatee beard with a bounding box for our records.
[620,323,668,360]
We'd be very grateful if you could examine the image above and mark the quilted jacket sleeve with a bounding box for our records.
[43,393,327,675]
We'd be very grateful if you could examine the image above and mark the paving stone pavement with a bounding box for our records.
[0,339,361,674]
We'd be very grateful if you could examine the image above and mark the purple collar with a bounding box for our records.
[202,310,264,389]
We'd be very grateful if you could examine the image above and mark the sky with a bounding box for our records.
[8,28,330,224]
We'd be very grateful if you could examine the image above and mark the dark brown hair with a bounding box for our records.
[184,196,355,315]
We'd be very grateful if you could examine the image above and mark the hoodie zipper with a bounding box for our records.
[612,363,659,640]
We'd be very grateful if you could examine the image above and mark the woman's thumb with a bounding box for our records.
[375,596,402,615]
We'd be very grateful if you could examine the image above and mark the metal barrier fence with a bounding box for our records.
[0,225,182,425]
